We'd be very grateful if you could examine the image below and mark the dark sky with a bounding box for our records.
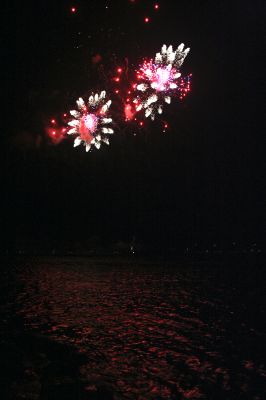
[5,0,265,251]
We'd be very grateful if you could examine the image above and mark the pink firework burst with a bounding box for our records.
[138,60,180,92]
[67,91,114,152]
[133,44,191,120]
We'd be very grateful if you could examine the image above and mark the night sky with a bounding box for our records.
[5,0,265,252]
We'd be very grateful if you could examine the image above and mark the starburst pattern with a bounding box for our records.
[133,44,190,120]
[67,91,114,152]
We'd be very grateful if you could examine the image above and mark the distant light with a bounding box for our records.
[154,4,159,10]
[51,119,56,124]
[71,7,76,13]
[117,67,122,73]
[52,131,56,135]
[144,17,150,23]
[114,77,120,82]
[63,113,67,117]
[115,90,119,94]
[139,121,144,126]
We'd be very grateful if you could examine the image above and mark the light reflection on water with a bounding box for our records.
[16,258,266,399]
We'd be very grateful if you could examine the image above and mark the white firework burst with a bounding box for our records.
[67,91,114,152]
[133,43,190,120]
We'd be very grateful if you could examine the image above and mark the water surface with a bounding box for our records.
[15,257,266,399]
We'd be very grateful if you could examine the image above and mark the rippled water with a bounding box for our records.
[15,257,266,399]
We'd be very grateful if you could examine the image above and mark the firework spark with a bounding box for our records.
[155,43,190,69]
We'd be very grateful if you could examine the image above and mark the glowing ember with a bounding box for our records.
[46,116,68,145]
[124,104,135,121]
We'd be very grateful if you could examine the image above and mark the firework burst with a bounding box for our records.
[67,91,114,152]
[133,44,191,120]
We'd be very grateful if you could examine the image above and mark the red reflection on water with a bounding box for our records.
[16,259,266,399]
